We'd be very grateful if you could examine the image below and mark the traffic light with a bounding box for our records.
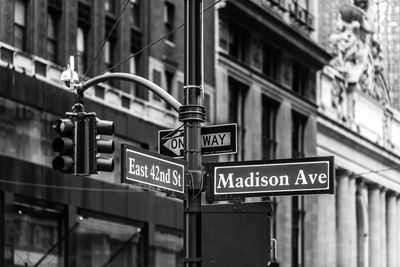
[87,116,115,173]
[52,118,75,173]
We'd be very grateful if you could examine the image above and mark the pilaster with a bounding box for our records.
[387,191,397,267]
[337,174,351,267]
[368,184,381,267]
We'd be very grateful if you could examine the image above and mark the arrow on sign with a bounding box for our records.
[158,123,237,158]
[162,130,184,156]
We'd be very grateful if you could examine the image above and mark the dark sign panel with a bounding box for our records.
[202,202,272,267]
[206,156,334,201]
[158,123,237,158]
[121,144,186,199]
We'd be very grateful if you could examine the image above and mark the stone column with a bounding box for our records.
[337,175,351,267]
[368,184,381,267]
[397,196,400,267]
[349,177,357,267]
[387,192,397,267]
[381,188,387,267]
[309,194,336,267]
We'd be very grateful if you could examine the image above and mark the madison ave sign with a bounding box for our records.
[206,156,334,201]
[158,123,237,158]
[121,144,186,199]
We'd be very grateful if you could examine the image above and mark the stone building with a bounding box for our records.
[1,0,399,266]
[315,1,400,267]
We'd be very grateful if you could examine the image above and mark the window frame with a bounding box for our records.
[14,0,28,51]
[262,95,279,160]
[164,1,176,44]
[47,12,58,63]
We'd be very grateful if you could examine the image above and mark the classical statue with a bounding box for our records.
[328,1,389,104]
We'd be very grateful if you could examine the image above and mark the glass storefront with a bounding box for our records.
[72,215,142,267]
[153,229,183,267]
[14,202,63,267]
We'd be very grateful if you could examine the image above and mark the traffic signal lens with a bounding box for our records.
[52,137,74,153]
[52,155,74,171]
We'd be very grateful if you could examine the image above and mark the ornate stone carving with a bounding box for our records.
[328,2,389,105]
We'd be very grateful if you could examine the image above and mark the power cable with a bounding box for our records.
[81,0,131,81]
[99,0,223,76]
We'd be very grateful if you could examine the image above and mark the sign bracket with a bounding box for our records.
[233,197,244,212]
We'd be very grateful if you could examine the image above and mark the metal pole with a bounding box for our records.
[182,0,204,266]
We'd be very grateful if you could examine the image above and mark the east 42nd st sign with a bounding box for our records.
[206,156,335,201]
[121,144,186,199]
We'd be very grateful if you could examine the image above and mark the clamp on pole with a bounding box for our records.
[179,105,206,122]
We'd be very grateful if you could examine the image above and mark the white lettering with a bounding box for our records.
[295,170,308,185]
[308,173,318,184]
[269,176,278,186]
[318,173,327,184]
[244,172,254,187]
[217,173,234,188]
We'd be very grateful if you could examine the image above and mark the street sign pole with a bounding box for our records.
[182,0,204,266]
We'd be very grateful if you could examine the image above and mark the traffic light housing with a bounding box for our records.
[87,116,115,174]
[52,118,75,173]
[52,111,114,175]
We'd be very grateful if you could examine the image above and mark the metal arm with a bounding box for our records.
[77,73,182,112]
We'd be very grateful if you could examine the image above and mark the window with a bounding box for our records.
[292,111,306,158]
[104,40,116,71]
[130,0,140,28]
[14,0,27,50]
[152,69,162,102]
[262,44,281,80]
[47,14,58,63]
[104,0,116,14]
[152,229,183,267]
[164,2,175,43]
[104,39,117,86]
[292,61,309,96]
[14,202,63,267]
[218,19,248,63]
[76,27,87,74]
[104,40,111,70]
[228,77,248,161]
[292,195,305,267]
[72,216,142,267]
[262,96,278,160]
[165,71,174,96]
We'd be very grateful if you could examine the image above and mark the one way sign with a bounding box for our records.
[158,123,237,158]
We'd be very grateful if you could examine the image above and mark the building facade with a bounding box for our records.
[1,0,400,266]
[315,1,400,267]
[0,0,186,266]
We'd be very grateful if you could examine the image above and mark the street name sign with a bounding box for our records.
[121,144,186,199]
[206,156,334,201]
[158,123,237,158]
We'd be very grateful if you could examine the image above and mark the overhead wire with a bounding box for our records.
[98,0,223,76]
[81,0,132,81]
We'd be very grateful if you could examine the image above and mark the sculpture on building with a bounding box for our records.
[328,1,389,106]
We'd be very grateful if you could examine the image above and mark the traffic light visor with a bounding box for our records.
[97,157,114,172]
[52,119,74,135]
[96,119,114,135]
